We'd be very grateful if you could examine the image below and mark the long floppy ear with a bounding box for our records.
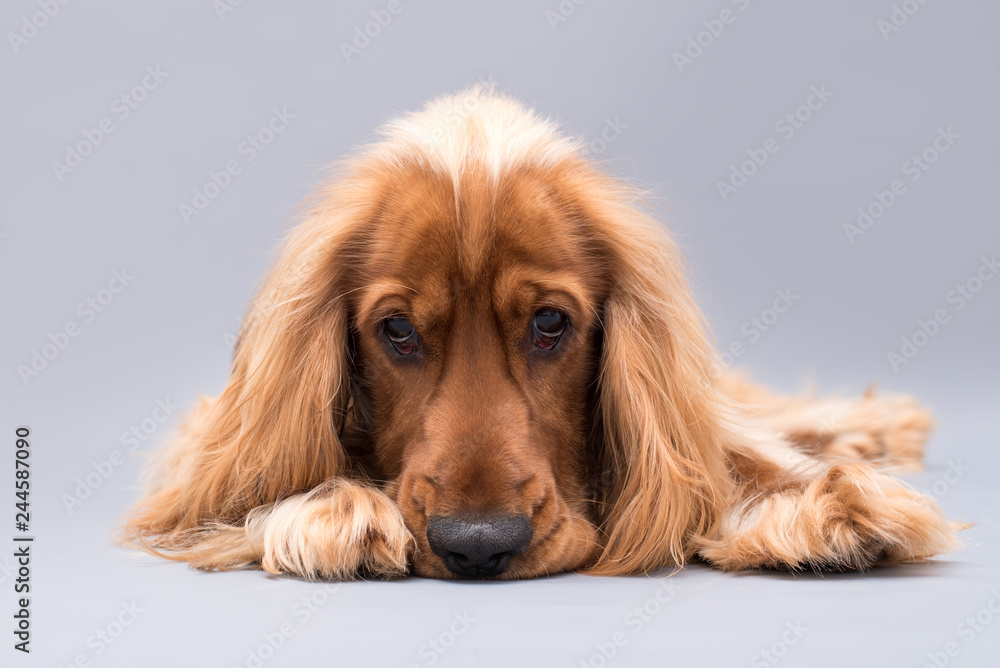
[576,174,736,575]
[121,171,383,550]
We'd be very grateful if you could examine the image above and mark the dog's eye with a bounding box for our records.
[532,309,566,350]
[383,317,417,355]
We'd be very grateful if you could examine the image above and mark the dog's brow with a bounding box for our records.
[493,266,595,317]
[358,279,462,331]
[356,281,418,317]
[366,281,418,297]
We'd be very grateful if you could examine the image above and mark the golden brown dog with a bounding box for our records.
[120,87,961,580]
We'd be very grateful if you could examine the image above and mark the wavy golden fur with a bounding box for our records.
[120,87,961,580]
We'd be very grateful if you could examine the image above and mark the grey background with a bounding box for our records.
[2,0,998,666]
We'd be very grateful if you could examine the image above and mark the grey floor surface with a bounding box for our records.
[36,470,1000,667]
[25,406,999,668]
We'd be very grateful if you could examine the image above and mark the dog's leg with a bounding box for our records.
[719,373,933,470]
[695,435,961,571]
[179,480,414,580]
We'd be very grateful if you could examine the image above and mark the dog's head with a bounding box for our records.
[213,88,733,579]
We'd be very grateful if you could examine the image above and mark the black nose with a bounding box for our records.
[426,514,532,578]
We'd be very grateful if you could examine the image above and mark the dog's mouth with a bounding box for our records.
[387,457,603,579]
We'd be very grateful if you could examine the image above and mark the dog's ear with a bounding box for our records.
[579,177,736,575]
[123,174,383,542]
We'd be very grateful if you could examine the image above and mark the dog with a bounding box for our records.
[120,86,961,580]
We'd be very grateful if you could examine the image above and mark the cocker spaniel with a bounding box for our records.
[121,87,961,580]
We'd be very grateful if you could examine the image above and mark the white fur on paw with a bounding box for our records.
[248,480,414,580]
[699,462,960,571]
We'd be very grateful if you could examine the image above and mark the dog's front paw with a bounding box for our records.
[698,462,961,571]
[249,480,414,580]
